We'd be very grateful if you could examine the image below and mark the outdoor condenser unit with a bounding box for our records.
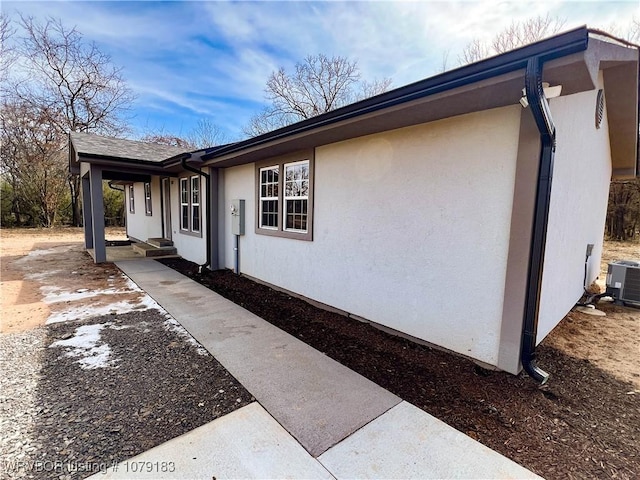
[605,260,640,306]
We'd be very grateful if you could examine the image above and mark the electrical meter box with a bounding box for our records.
[230,199,245,235]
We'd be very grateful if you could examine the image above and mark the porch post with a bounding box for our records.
[89,165,106,263]
[81,174,94,249]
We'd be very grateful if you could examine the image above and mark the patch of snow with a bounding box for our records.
[164,315,209,356]
[123,276,143,292]
[49,323,116,369]
[46,300,160,325]
[108,324,132,331]
[16,244,75,262]
[137,294,163,311]
[40,274,147,306]
[25,270,63,281]
[41,286,124,304]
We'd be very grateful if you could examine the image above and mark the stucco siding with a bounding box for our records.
[537,78,612,343]
[223,106,522,365]
[125,178,162,241]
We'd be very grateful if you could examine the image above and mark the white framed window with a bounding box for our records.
[144,182,152,216]
[191,176,200,233]
[180,177,189,231]
[259,166,279,230]
[255,150,314,241]
[284,161,309,233]
[128,185,135,213]
[179,175,202,236]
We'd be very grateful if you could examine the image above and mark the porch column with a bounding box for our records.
[81,174,93,249]
[89,165,106,263]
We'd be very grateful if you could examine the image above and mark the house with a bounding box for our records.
[69,27,639,381]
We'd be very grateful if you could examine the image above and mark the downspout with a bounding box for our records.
[520,57,555,384]
[181,155,212,272]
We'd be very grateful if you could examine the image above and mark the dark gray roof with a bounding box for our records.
[70,132,189,163]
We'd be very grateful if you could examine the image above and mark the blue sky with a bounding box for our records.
[3,1,638,142]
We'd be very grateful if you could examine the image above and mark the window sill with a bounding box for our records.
[179,229,202,238]
[255,227,312,241]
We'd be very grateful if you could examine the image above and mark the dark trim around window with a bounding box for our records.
[144,182,152,216]
[179,174,202,237]
[254,149,314,241]
[128,184,135,213]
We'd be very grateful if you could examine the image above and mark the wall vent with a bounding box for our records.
[595,89,605,129]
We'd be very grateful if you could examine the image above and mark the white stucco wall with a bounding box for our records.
[170,175,207,265]
[537,76,612,342]
[125,178,162,242]
[222,106,522,365]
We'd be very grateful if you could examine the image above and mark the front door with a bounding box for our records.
[162,178,172,241]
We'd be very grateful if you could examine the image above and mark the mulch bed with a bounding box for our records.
[32,309,252,479]
[159,258,640,480]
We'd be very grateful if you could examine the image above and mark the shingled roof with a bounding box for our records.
[70,132,189,163]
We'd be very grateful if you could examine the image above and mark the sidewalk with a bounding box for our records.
[95,260,540,479]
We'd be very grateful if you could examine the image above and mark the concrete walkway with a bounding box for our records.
[98,260,540,479]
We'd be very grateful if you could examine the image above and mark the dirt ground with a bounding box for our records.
[0,227,131,334]
[543,243,640,390]
[1,228,639,479]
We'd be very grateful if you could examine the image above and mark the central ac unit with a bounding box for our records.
[605,260,640,306]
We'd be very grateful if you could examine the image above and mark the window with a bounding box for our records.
[180,175,202,236]
[259,166,279,229]
[180,178,189,231]
[284,161,309,232]
[191,176,200,233]
[255,151,313,241]
[128,185,135,213]
[144,182,152,216]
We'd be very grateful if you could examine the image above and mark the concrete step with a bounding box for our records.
[147,237,174,248]
[132,242,177,257]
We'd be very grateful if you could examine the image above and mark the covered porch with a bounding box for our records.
[69,132,190,263]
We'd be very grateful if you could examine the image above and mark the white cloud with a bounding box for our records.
[4,0,637,139]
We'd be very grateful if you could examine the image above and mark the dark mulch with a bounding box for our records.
[158,257,640,480]
[33,309,251,479]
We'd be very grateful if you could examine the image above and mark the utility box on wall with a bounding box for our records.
[231,199,245,235]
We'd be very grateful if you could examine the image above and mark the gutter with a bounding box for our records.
[181,154,212,272]
[107,181,124,192]
[520,56,557,384]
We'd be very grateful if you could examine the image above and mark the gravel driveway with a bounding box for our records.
[1,309,252,480]
[0,231,252,480]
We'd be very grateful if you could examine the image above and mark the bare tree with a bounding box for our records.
[439,49,452,74]
[140,118,227,150]
[606,15,640,44]
[187,118,228,148]
[607,180,640,241]
[244,54,391,136]
[139,132,193,148]
[1,99,68,227]
[459,14,566,64]
[11,15,135,226]
[0,13,16,85]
